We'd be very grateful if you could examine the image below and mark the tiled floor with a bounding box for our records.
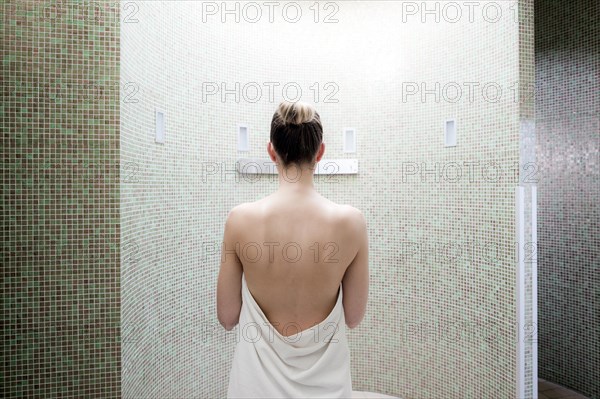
[539,378,590,399]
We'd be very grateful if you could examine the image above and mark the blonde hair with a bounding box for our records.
[270,101,323,167]
[276,101,317,125]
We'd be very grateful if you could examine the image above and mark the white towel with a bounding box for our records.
[227,273,353,398]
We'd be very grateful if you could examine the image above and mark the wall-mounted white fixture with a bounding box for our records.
[236,158,359,175]
[515,186,525,399]
[237,124,249,151]
[316,159,358,174]
[444,119,456,147]
[155,109,165,144]
[343,128,356,153]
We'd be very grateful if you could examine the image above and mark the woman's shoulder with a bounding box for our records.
[231,195,364,225]
[325,201,363,221]
[313,198,365,231]
[336,204,366,231]
[227,198,271,223]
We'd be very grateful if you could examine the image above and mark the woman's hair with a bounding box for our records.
[270,101,323,168]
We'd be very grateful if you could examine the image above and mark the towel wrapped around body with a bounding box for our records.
[227,273,353,398]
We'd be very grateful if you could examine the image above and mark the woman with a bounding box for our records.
[217,101,369,398]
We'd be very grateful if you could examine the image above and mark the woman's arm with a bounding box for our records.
[342,207,369,329]
[216,206,244,331]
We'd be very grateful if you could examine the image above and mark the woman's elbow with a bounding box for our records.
[217,308,240,331]
[346,320,358,329]
[221,321,237,331]
[218,314,239,331]
[346,314,365,329]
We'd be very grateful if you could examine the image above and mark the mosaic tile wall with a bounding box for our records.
[518,1,537,398]
[535,0,600,398]
[1,1,121,398]
[120,1,533,398]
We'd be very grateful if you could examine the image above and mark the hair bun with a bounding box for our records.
[277,101,316,125]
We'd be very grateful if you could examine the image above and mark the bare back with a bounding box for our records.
[232,191,369,337]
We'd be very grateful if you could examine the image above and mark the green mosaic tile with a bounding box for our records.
[2,0,121,397]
